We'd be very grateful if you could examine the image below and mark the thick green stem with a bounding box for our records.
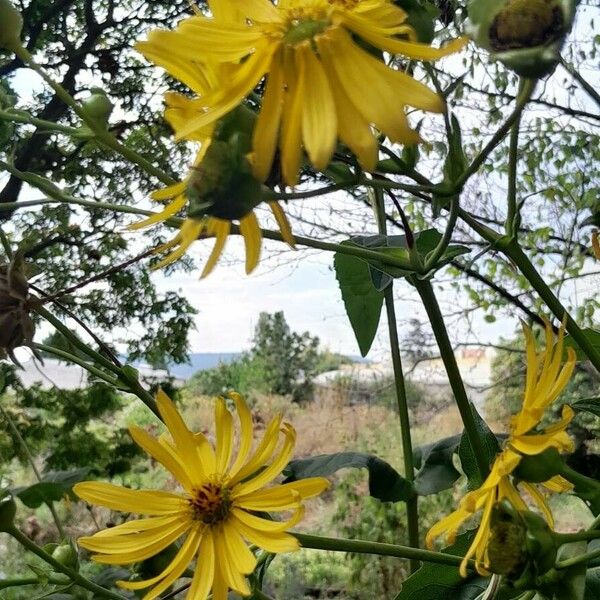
[502,242,600,373]
[0,108,80,135]
[0,403,66,538]
[372,189,419,572]
[424,195,460,272]
[412,279,489,480]
[6,526,127,599]
[556,546,600,570]
[554,530,600,545]
[294,533,467,568]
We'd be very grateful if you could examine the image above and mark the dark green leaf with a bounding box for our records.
[15,468,90,508]
[571,398,600,418]
[393,531,487,599]
[284,452,413,502]
[413,435,462,495]
[392,0,435,43]
[564,329,600,362]
[458,404,501,489]
[334,245,384,357]
[554,541,587,600]
[585,567,600,599]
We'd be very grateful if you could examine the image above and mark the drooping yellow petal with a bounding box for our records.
[268,201,295,247]
[129,195,187,231]
[232,506,305,533]
[229,513,300,553]
[221,520,258,574]
[239,212,263,274]
[213,526,251,595]
[200,218,230,278]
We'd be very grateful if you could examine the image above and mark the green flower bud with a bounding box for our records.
[0,0,23,51]
[80,88,113,130]
[514,447,565,483]
[51,541,79,571]
[468,0,577,77]
[0,492,17,531]
[488,500,527,576]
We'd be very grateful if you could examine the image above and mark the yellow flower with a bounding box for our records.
[136,0,467,186]
[74,391,329,600]
[130,145,295,277]
[426,320,576,577]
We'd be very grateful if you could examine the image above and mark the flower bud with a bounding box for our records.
[468,0,577,77]
[80,88,113,129]
[0,492,16,531]
[0,0,23,51]
[488,500,527,576]
[51,541,79,570]
[186,106,264,221]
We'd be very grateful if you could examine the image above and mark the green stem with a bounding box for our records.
[505,80,527,238]
[372,189,419,572]
[35,306,120,375]
[424,195,460,272]
[502,242,600,372]
[294,533,467,568]
[12,45,175,187]
[453,78,536,192]
[412,278,489,480]
[0,227,12,257]
[0,108,80,135]
[0,575,70,590]
[33,343,119,387]
[556,546,600,570]
[0,403,66,538]
[6,526,127,599]
[554,530,600,545]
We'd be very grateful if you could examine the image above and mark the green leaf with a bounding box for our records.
[571,398,600,417]
[585,567,600,599]
[393,531,488,599]
[392,0,435,43]
[334,244,384,357]
[564,329,600,362]
[554,541,587,600]
[15,468,90,508]
[413,435,462,495]
[283,452,414,502]
[458,404,501,489]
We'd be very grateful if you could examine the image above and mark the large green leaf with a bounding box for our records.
[564,329,600,362]
[334,244,385,357]
[393,532,488,599]
[571,397,600,418]
[553,542,587,600]
[15,468,90,508]
[458,404,501,489]
[283,452,414,502]
[585,567,600,599]
[413,435,462,495]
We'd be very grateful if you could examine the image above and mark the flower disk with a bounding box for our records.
[74,391,329,600]
[136,0,467,186]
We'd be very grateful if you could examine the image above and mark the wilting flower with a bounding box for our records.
[137,0,466,186]
[129,63,294,276]
[74,391,328,600]
[426,320,576,576]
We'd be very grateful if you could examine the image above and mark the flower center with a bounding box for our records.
[189,482,232,525]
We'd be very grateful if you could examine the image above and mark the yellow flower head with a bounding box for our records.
[426,320,576,577]
[74,391,328,600]
[136,0,467,186]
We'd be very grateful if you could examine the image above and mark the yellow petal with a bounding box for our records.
[129,425,194,492]
[239,212,263,274]
[129,195,187,231]
[280,46,305,186]
[73,481,187,515]
[520,482,554,528]
[222,520,257,574]
[213,525,251,595]
[232,506,305,533]
[234,477,329,512]
[268,201,295,247]
[200,218,230,278]
[228,392,254,476]
[229,514,300,553]
[117,525,203,596]
[215,397,234,474]
[298,44,337,171]
[252,51,284,182]
[188,529,215,600]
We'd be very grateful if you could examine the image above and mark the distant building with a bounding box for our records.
[15,358,184,390]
